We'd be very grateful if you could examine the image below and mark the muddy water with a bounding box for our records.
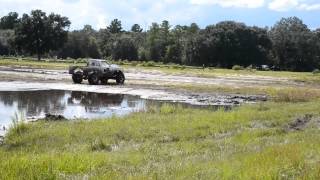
[0,90,149,127]
[0,90,214,135]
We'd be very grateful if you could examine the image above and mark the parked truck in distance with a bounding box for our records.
[69,59,125,85]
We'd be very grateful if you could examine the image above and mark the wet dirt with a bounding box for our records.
[0,66,279,108]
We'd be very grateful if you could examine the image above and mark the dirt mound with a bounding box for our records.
[288,114,313,131]
[43,114,67,121]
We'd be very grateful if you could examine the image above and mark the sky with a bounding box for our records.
[0,0,319,30]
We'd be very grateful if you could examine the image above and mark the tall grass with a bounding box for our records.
[10,112,27,135]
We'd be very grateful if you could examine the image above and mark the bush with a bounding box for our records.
[232,65,244,70]
[312,69,320,74]
[246,65,256,72]
[118,60,125,65]
[130,61,139,66]
[10,112,28,135]
[91,139,112,152]
[142,61,156,67]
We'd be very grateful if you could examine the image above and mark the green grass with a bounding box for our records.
[1,102,320,179]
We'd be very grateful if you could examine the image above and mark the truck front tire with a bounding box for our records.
[116,71,125,85]
[88,73,99,85]
[72,72,83,84]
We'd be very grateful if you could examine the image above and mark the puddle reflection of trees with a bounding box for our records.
[0,90,169,118]
[0,90,66,116]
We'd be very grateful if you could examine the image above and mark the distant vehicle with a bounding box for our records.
[69,59,125,85]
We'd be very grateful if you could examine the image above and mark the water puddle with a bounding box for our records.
[0,90,216,136]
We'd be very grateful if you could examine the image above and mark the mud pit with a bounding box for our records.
[2,66,306,138]
[0,66,279,108]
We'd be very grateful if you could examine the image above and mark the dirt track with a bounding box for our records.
[0,66,303,87]
[0,66,307,107]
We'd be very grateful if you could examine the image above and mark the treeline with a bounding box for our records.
[0,10,320,71]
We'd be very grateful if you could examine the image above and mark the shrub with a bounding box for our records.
[130,61,139,66]
[118,60,125,65]
[312,69,320,74]
[232,65,244,70]
[246,65,256,72]
[142,61,156,67]
[91,139,112,152]
[10,112,28,135]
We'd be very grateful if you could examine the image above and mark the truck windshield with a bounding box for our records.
[100,61,109,67]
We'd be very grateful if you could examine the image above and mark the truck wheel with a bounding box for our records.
[116,71,125,85]
[88,74,99,85]
[72,72,83,84]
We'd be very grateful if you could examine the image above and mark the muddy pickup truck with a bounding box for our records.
[69,59,125,85]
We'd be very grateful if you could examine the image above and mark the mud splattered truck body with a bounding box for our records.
[69,59,125,85]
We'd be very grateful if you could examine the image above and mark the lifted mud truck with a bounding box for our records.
[69,59,125,85]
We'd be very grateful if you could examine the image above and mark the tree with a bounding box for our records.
[0,30,15,55]
[180,21,272,67]
[112,37,138,60]
[146,23,161,61]
[131,24,143,33]
[82,25,96,36]
[0,12,19,29]
[97,29,113,57]
[270,17,317,71]
[58,27,101,59]
[107,19,122,34]
[189,23,200,33]
[14,10,70,60]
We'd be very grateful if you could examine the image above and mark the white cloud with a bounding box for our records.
[0,0,201,30]
[298,3,320,11]
[0,0,110,29]
[190,0,265,8]
[268,0,298,11]
[0,0,319,30]
[268,0,320,11]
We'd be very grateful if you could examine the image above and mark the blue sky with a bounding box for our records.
[0,0,319,30]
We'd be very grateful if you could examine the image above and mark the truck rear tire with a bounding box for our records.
[72,72,83,84]
[116,71,125,85]
[88,74,99,85]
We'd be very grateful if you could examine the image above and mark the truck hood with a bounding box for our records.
[110,64,120,70]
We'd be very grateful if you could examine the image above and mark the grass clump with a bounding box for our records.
[232,65,244,70]
[90,138,113,152]
[10,112,28,135]
[141,61,156,67]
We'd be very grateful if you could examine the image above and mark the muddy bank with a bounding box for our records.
[0,81,267,106]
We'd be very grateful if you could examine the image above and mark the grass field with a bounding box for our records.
[1,101,320,179]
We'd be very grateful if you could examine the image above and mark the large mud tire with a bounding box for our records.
[116,71,125,85]
[72,72,83,84]
[88,74,99,85]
